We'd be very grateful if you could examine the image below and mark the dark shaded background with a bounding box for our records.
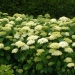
[0,0,75,18]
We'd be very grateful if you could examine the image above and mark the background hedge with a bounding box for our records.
[0,0,75,18]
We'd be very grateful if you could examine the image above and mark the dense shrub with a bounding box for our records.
[0,12,75,75]
[0,0,75,18]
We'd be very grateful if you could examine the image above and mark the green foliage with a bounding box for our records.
[0,64,14,75]
[0,0,75,18]
[0,12,75,75]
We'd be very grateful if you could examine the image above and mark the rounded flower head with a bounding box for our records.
[5,24,13,27]
[9,21,15,25]
[17,69,23,73]
[14,33,20,39]
[4,46,10,50]
[26,21,35,26]
[21,44,29,50]
[72,35,75,39]
[67,63,74,68]
[59,16,70,22]
[12,48,18,53]
[27,40,35,45]
[38,38,48,44]
[20,26,30,32]
[64,57,72,63]
[27,35,39,41]
[59,41,68,48]
[2,27,11,31]
[0,43,4,49]
[53,26,61,31]
[50,19,57,23]
[36,49,44,56]
[49,43,60,49]
[48,35,56,40]
[15,17,22,21]
[51,50,62,56]
[63,38,72,43]
[49,49,56,53]
[64,47,73,53]
[72,42,75,47]
[15,41,25,48]
[35,25,42,31]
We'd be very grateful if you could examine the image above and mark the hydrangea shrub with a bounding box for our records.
[0,12,75,75]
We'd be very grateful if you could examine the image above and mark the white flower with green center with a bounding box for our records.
[49,49,56,53]
[36,49,44,56]
[64,57,72,63]
[27,35,39,41]
[72,35,75,39]
[61,27,69,30]
[15,17,22,21]
[52,32,62,38]
[38,38,48,44]
[37,49,44,53]
[48,35,56,40]
[15,41,25,48]
[34,25,42,31]
[12,48,18,53]
[2,18,9,22]
[21,44,29,50]
[51,50,62,56]
[0,31,6,36]
[21,21,27,26]
[2,27,11,31]
[4,46,10,50]
[9,21,15,25]
[49,43,60,49]
[27,40,35,45]
[64,47,73,53]
[64,32,70,36]
[53,26,61,31]
[59,41,68,48]
[59,16,70,22]
[20,26,30,32]
[72,42,75,47]
[0,43,4,49]
[63,38,72,43]
[26,21,35,26]
[50,19,57,23]
[14,33,20,39]
[5,24,13,27]
[67,63,74,68]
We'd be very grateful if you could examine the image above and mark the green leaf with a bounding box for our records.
[0,71,4,75]
[23,64,31,70]
[56,61,61,67]
[20,56,25,62]
[48,67,53,74]
[6,55,11,60]
[0,51,4,56]
[36,63,43,71]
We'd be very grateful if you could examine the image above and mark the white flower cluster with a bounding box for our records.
[1,13,75,71]
[38,38,48,44]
